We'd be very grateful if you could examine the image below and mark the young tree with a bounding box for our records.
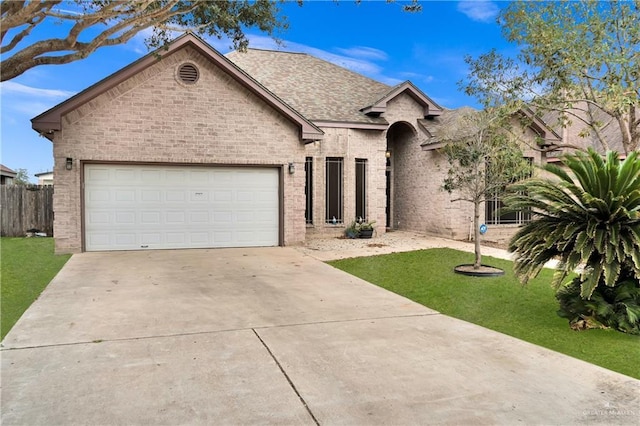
[13,168,31,185]
[463,0,639,155]
[1,0,421,82]
[438,107,533,269]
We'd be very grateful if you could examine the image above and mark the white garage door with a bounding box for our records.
[84,164,279,251]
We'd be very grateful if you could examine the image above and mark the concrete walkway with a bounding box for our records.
[296,230,551,264]
[1,238,638,425]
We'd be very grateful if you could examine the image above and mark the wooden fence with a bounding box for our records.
[0,185,54,237]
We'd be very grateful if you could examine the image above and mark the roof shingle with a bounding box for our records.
[226,49,391,124]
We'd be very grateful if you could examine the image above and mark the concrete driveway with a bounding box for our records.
[2,247,638,425]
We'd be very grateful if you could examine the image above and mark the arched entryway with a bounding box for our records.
[385,121,418,229]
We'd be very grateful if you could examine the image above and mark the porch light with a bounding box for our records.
[288,162,295,174]
[65,157,73,171]
[385,150,391,158]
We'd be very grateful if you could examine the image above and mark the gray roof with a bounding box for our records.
[420,107,477,138]
[420,106,564,151]
[541,107,633,154]
[419,107,478,150]
[0,164,17,177]
[226,49,392,124]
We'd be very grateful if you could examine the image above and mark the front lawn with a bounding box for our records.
[329,248,640,379]
[1,238,71,340]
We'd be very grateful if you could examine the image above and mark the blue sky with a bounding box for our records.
[1,0,512,182]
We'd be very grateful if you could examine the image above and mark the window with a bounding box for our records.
[355,159,367,220]
[485,158,533,225]
[485,195,532,225]
[305,157,313,224]
[325,157,343,224]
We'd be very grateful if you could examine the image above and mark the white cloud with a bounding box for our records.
[10,100,59,116]
[1,82,75,118]
[164,32,390,81]
[126,28,155,55]
[233,34,279,51]
[125,27,187,55]
[130,32,403,87]
[1,81,75,99]
[310,47,385,77]
[230,34,392,81]
[400,71,435,84]
[457,1,499,23]
[335,46,388,61]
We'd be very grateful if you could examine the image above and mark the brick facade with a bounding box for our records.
[52,47,305,253]
[384,96,545,245]
[303,127,387,239]
[45,36,547,253]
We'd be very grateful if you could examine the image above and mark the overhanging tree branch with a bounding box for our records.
[463,1,639,155]
[0,0,286,81]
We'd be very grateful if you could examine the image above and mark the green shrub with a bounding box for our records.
[556,269,640,335]
[506,149,640,334]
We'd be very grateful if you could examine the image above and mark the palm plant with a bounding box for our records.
[506,149,640,300]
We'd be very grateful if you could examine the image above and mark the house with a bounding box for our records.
[0,165,17,185]
[31,33,559,254]
[541,104,636,160]
[34,171,54,186]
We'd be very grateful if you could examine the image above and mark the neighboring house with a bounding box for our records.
[31,33,560,254]
[542,104,637,161]
[0,165,17,185]
[34,171,54,186]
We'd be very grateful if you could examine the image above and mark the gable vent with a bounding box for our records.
[178,63,199,84]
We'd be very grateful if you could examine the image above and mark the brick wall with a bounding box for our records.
[381,94,470,239]
[304,127,387,239]
[53,46,305,253]
[383,96,545,243]
[52,45,548,253]
[300,92,477,242]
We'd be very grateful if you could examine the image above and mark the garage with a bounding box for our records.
[84,164,280,251]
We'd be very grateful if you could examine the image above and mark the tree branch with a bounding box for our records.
[0,0,281,81]
[0,0,58,34]
[0,14,43,54]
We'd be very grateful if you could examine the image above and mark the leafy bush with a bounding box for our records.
[556,269,640,335]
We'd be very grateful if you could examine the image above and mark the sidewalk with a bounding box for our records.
[297,230,523,262]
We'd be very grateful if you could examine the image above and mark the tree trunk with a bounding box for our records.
[474,200,481,269]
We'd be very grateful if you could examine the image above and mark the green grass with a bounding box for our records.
[329,248,640,379]
[1,238,71,340]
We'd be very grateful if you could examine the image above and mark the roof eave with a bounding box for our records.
[519,107,563,141]
[313,120,389,130]
[360,106,385,115]
[362,81,444,118]
[302,128,325,142]
[31,32,322,144]
[421,141,446,151]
